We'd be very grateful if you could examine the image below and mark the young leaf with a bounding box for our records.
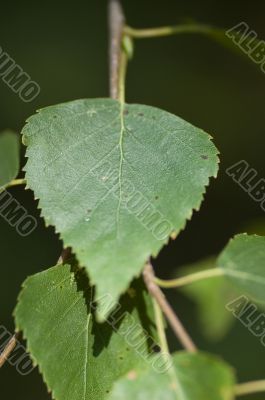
[0,130,20,189]
[108,351,235,400]
[22,98,219,315]
[177,258,236,341]
[218,234,265,305]
[15,264,157,400]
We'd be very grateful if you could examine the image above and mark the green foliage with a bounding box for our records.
[0,130,19,189]
[22,98,218,317]
[1,9,264,399]
[218,234,265,306]
[177,234,265,340]
[15,263,157,400]
[108,352,235,400]
[177,258,237,341]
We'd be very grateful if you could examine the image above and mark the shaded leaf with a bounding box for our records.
[109,351,235,400]
[0,130,20,189]
[177,258,237,341]
[15,264,157,400]
[218,234,265,306]
[190,22,263,66]
[22,98,218,316]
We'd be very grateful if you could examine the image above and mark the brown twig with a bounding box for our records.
[143,262,197,353]
[0,333,18,368]
[108,0,125,99]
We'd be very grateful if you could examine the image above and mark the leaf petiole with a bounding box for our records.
[153,297,169,355]
[118,49,128,104]
[235,380,265,397]
[155,267,224,289]
[123,23,220,39]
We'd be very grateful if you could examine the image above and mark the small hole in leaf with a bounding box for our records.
[123,109,129,115]
[138,113,144,117]
[201,155,208,160]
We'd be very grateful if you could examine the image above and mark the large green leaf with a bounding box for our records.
[177,258,237,341]
[108,351,235,400]
[218,234,265,305]
[0,130,20,189]
[22,98,218,315]
[15,263,157,400]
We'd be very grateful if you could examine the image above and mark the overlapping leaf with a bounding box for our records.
[218,234,265,305]
[22,98,219,314]
[108,351,235,400]
[15,263,157,400]
[177,258,237,341]
[0,130,20,189]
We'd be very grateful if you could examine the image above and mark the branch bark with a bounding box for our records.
[143,262,197,353]
[0,334,18,368]
[108,0,125,99]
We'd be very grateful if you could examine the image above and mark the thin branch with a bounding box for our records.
[108,0,125,99]
[155,268,224,289]
[143,262,197,353]
[124,23,218,39]
[235,380,265,396]
[0,334,18,368]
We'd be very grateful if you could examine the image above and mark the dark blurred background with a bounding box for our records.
[1,0,265,398]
